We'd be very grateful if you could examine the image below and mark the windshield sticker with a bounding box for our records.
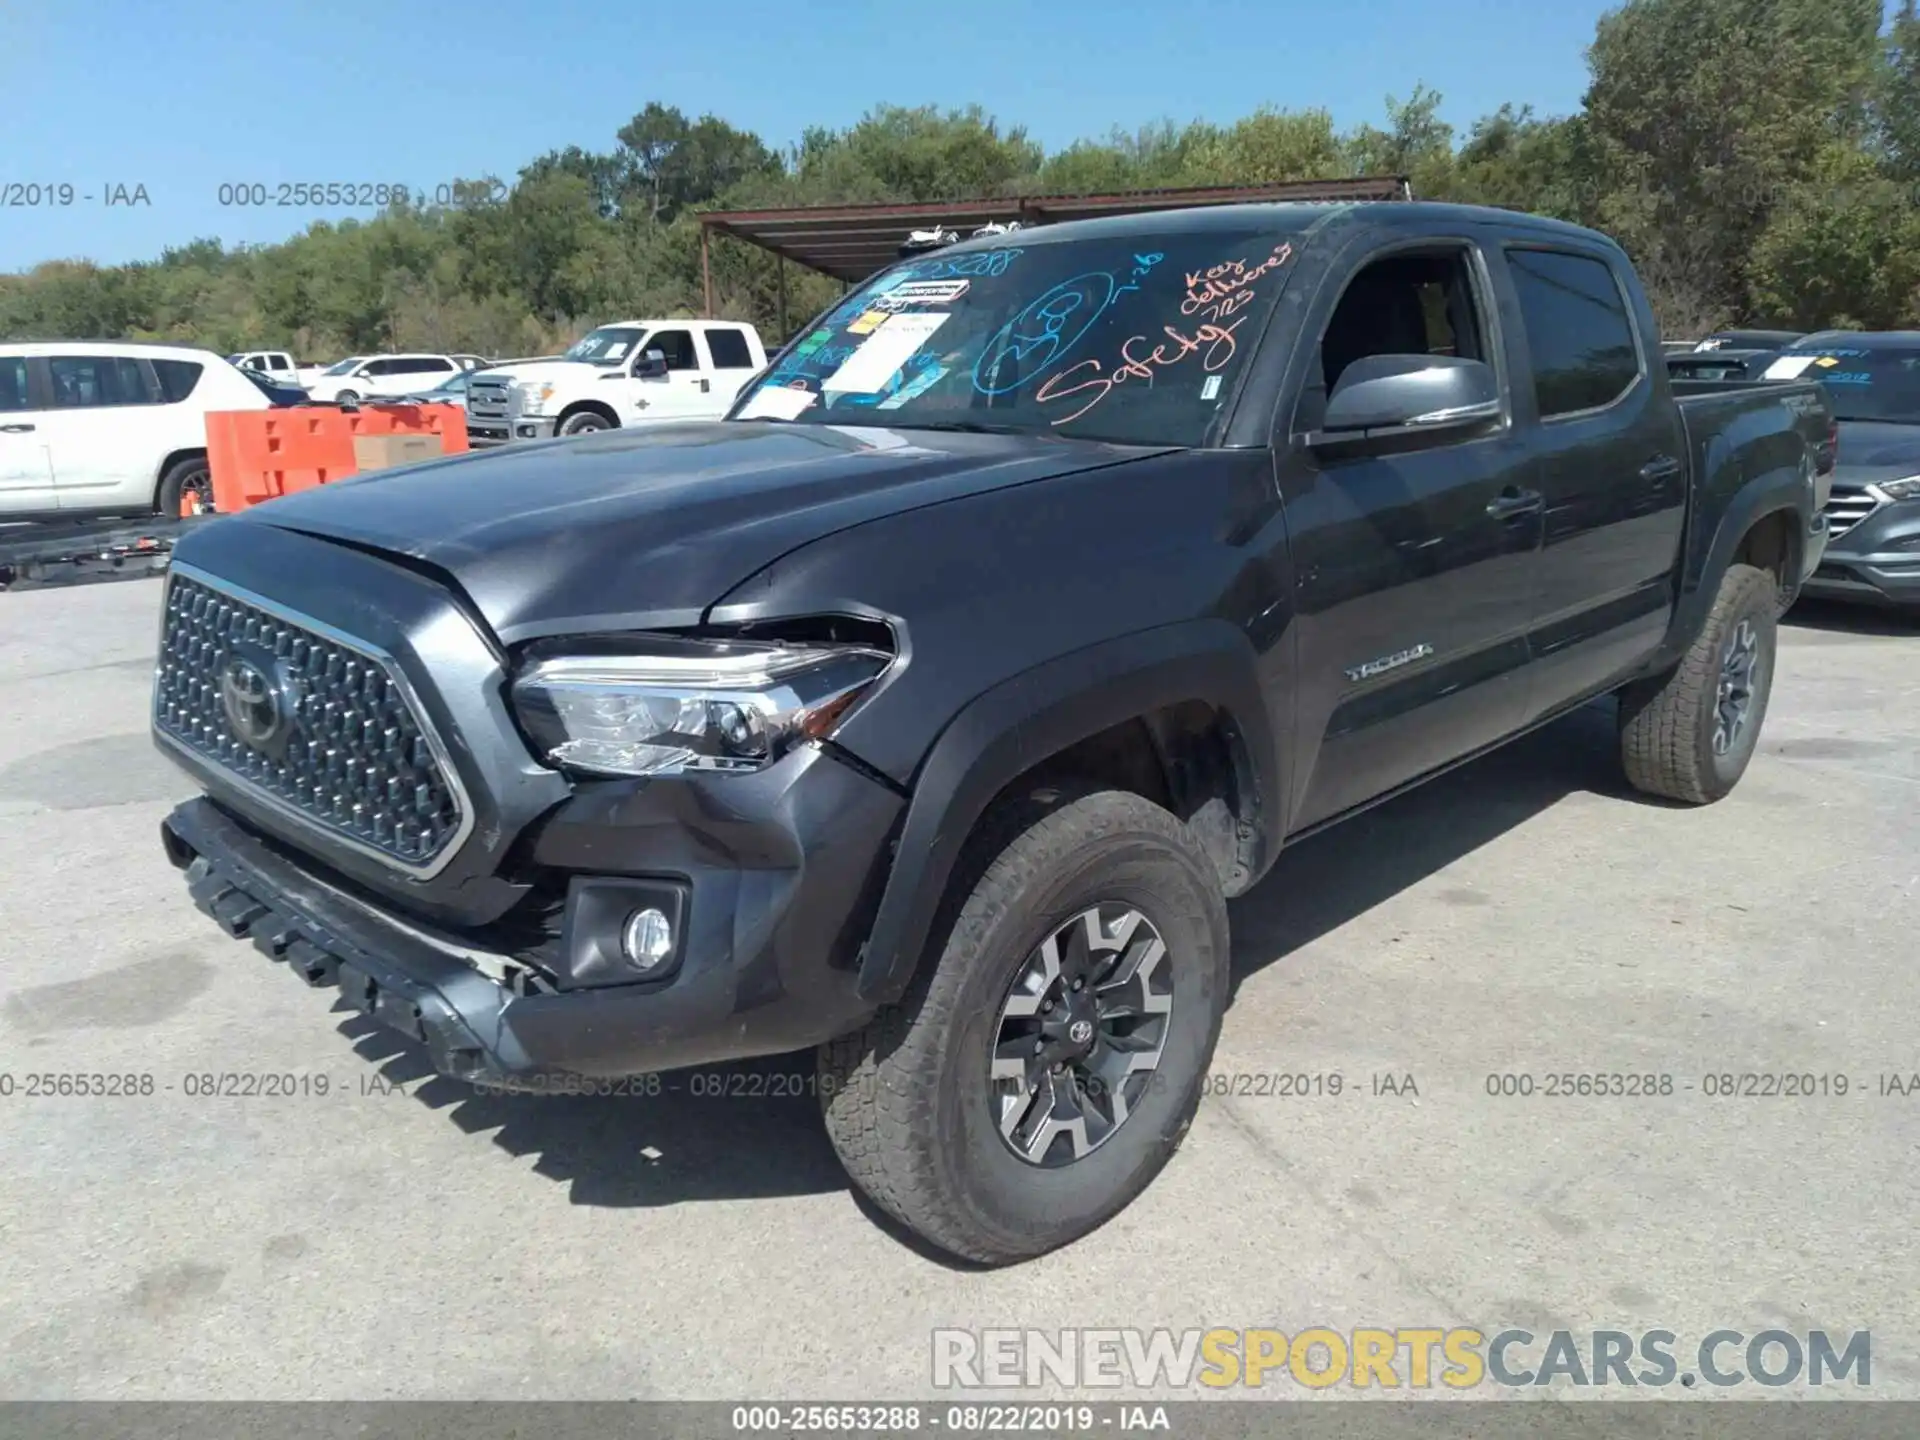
[1762,355,1817,380]
[1813,356,1839,367]
[738,385,818,420]
[1201,375,1222,400]
[875,279,971,309]
[847,310,890,336]
[824,312,952,394]
[878,362,949,409]
[1822,372,1873,385]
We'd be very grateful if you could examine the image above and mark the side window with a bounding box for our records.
[48,355,154,408]
[642,330,697,371]
[415,358,455,374]
[360,359,394,377]
[0,357,31,411]
[1297,248,1489,432]
[152,359,205,403]
[1507,249,1640,418]
[707,328,754,369]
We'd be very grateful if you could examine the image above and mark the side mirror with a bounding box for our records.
[1313,355,1501,441]
[634,349,669,379]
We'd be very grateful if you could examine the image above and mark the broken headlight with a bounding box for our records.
[510,636,890,778]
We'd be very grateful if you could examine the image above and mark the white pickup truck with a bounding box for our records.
[463,320,768,446]
[227,351,323,390]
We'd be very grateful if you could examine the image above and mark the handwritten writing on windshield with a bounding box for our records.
[1031,242,1292,426]
[1181,241,1293,324]
[1034,321,1244,424]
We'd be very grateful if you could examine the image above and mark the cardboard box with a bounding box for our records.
[352,434,443,472]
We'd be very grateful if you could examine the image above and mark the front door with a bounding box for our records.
[628,328,719,420]
[1281,238,1544,830]
[0,354,53,512]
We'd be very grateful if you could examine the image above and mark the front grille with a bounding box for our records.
[465,378,513,422]
[154,573,465,869]
[1824,487,1882,541]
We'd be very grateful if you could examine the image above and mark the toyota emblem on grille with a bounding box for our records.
[220,656,284,752]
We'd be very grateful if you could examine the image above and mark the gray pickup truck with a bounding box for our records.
[154,201,1834,1264]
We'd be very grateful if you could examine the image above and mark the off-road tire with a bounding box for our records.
[156,455,212,517]
[1619,562,1778,804]
[819,786,1231,1266]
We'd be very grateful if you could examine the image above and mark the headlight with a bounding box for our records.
[519,382,555,415]
[511,636,891,778]
[1872,475,1920,501]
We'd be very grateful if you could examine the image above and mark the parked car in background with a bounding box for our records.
[1693,329,1805,353]
[305,354,469,404]
[372,368,477,408]
[1769,332,1920,615]
[464,321,766,445]
[1666,347,1788,384]
[234,366,312,408]
[227,350,323,389]
[0,341,270,518]
[450,354,492,371]
[155,201,1832,1265]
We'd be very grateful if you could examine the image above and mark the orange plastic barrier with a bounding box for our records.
[204,403,469,515]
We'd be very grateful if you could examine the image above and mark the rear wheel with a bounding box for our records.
[819,786,1230,1265]
[1619,562,1778,803]
[156,455,213,517]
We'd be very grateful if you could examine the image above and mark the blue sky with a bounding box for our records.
[0,0,1617,272]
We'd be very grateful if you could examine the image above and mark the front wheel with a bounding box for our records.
[819,787,1230,1265]
[334,389,359,405]
[558,410,612,436]
[1619,561,1779,804]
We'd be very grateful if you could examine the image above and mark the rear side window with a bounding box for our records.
[1507,249,1640,417]
[154,359,205,402]
[707,328,754,369]
[48,355,154,408]
[0,356,30,411]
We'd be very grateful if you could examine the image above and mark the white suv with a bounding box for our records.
[306,353,473,404]
[0,341,272,519]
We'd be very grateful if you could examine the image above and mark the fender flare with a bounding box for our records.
[854,619,1284,1004]
[1663,468,1809,666]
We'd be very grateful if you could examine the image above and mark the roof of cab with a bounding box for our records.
[919,199,1625,264]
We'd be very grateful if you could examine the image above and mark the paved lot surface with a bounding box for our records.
[0,577,1915,1402]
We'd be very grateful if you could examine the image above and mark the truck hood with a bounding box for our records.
[239,420,1172,644]
[481,360,603,388]
[1831,419,1920,489]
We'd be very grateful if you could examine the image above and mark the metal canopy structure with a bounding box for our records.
[695,175,1413,323]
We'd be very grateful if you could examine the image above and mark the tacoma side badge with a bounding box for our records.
[1346,643,1435,683]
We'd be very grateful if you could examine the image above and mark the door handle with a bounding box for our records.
[0,423,33,433]
[1639,455,1682,483]
[699,377,711,393]
[1486,486,1543,519]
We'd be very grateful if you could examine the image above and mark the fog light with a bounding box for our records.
[621,907,675,972]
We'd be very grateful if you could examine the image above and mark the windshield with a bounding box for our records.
[729,225,1304,446]
[1770,345,1920,422]
[429,371,470,392]
[564,327,647,365]
[322,356,365,376]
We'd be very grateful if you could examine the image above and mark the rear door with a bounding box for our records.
[1498,245,1687,717]
[704,326,763,408]
[1281,232,1545,829]
[0,354,55,513]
